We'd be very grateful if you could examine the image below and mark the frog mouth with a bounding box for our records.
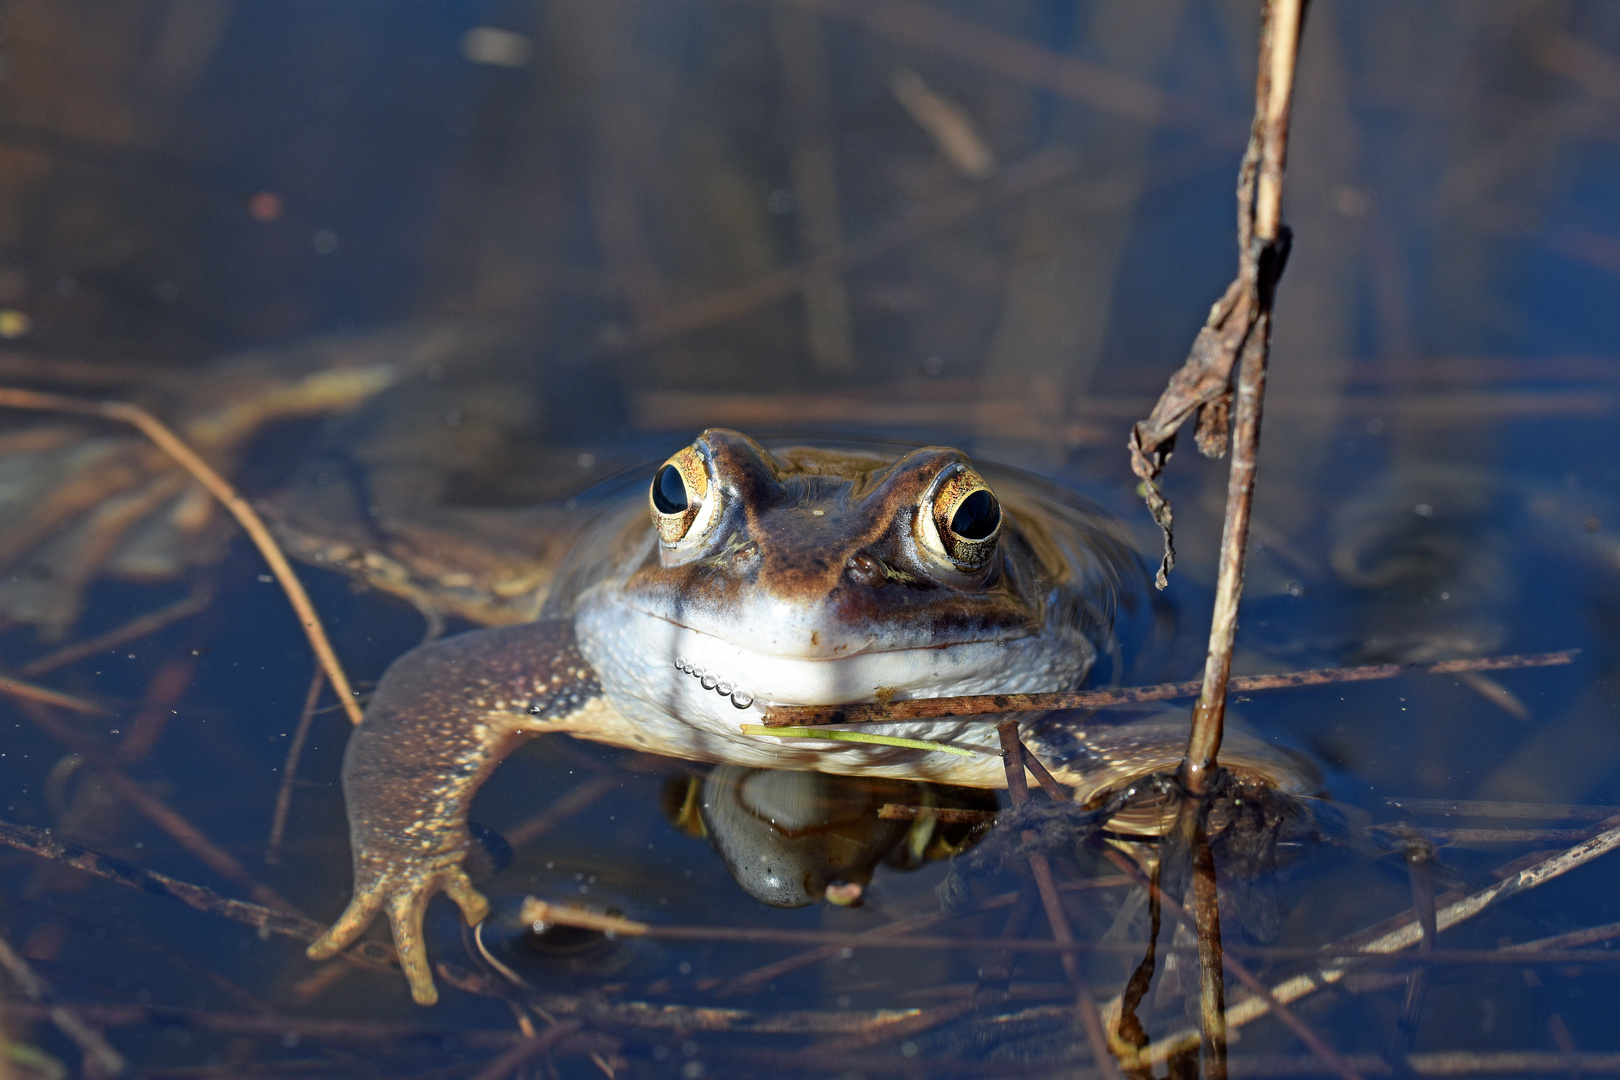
[644,616,1071,712]
[576,594,1085,711]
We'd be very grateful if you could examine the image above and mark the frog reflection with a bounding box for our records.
[460,766,993,991]
[665,765,997,908]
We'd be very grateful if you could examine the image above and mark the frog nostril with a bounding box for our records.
[846,552,887,587]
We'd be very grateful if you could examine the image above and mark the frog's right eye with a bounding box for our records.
[650,445,716,545]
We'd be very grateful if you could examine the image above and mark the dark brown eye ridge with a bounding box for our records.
[950,489,1000,540]
[652,463,688,514]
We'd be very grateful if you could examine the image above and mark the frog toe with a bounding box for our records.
[442,867,491,927]
[385,888,439,1006]
[305,883,387,962]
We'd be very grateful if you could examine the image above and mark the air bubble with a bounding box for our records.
[700,673,718,690]
[730,691,753,709]
[716,681,733,696]
[674,656,686,669]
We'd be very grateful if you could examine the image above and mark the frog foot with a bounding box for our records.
[306,857,490,1005]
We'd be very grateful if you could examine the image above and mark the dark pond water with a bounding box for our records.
[1,2,1619,1077]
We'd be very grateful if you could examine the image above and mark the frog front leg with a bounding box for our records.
[305,619,605,1005]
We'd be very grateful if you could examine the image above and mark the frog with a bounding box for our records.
[305,427,1312,1004]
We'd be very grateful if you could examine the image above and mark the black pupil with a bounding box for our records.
[949,489,1000,540]
[652,464,689,515]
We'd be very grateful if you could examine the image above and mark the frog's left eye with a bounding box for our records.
[650,445,717,545]
[918,465,1002,570]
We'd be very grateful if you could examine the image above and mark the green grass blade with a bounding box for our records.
[739,723,975,756]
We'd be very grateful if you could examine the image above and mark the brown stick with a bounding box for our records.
[18,700,300,915]
[762,650,1576,726]
[996,722,1125,1080]
[466,1020,585,1080]
[0,929,128,1077]
[0,387,363,726]
[18,585,212,677]
[1099,846,1366,1080]
[1399,838,1439,1048]
[266,665,326,865]
[1182,0,1305,796]
[0,672,111,716]
[1188,810,1228,1079]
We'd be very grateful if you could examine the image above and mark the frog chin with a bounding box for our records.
[574,593,1093,715]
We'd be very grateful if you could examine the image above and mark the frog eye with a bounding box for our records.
[918,465,1002,570]
[650,445,717,545]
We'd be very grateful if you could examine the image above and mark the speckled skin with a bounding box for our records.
[304,622,613,1002]
[310,430,1311,1004]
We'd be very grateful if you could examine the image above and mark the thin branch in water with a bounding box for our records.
[0,387,363,725]
[879,804,996,824]
[504,774,620,849]
[710,905,975,999]
[465,1020,583,1080]
[0,815,402,980]
[18,584,212,677]
[1020,740,1072,800]
[0,673,110,716]
[1381,796,1620,821]
[1398,838,1439,1050]
[16,699,300,914]
[1135,813,1620,1063]
[763,650,1577,726]
[0,926,129,1077]
[1098,844,1365,1080]
[266,665,326,865]
[996,722,1124,1080]
[1186,806,1228,1079]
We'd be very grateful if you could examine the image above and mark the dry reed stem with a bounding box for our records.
[775,0,1194,129]
[878,804,997,823]
[1384,796,1620,820]
[1187,810,1228,1079]
[265,665,325,865]
[0,387,363,725]
[1097,846,1366,1080]
[0,930,128,1078]
[17,586,212,677]
[503,774,620,849]
[17,701,299,914]
[1183,0,1305,797]
[1132,813,1620,1064]
[10,814,1617,968]
[763,650,1575,726]
[0,674,109,716]
[995,722,1125,1080]
[1398,839,1439,1048]
[465,1020,583,1080]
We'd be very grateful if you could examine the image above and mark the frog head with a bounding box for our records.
[572,429,1137,764]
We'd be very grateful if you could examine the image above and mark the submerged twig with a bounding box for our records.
[1398,839,1439,1049]
[1187,809,1228,1079]
[1098,845,1366,1080]
[0,674,110,717]
[1133,813,1620,1063]
[17,700,298,914]
[0,816,399,979]
[0,387,363,726]
[0,929,128,1077]
[16,585,212,678]
[266,665,326,865]
[763,650,1576,726]
[995,723,1124,1080]
[465,1020,583,1080]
